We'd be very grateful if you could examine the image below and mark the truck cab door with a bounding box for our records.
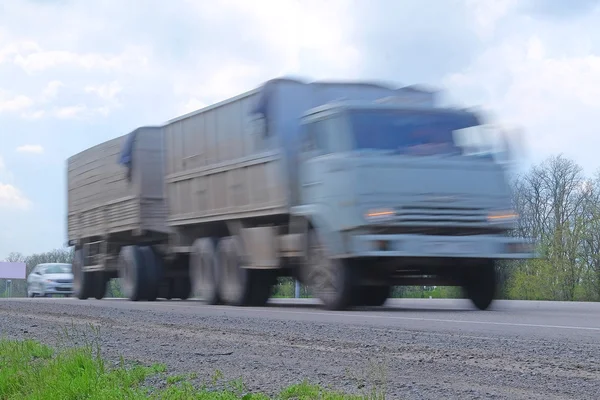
[298,121,328,205]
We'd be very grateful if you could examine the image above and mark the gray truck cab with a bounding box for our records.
[292,100,534,310]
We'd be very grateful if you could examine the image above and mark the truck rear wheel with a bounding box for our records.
[462,261,497,310]
[92,272,107,300]
[218,236,274,307]
[218,236,250,306]
[190,238,220,305]
[118,246,147,301]
[305,230,355,311]
[73,248,93,300]
[139,246,161,301]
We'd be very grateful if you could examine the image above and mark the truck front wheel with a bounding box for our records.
[305,230,355,311]
[462,261,497,310]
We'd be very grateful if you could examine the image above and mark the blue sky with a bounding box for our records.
[1,0,600,258]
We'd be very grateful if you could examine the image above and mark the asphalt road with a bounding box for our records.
[1,297,599,399]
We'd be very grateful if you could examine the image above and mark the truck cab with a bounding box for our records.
[293,100,534,310]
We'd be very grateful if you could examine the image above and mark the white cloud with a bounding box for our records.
[443,25,600,172]
[176,0,360,105]
[53,104,87,119]
[10,45,150,75]
[84,81,122,101]
[0,91,33,113]
[464,0,519,39]
[41,80,63,100]
[16,144,44,154]
[0,183,31,210]
[0,156,30,210]
[21,110,45,120]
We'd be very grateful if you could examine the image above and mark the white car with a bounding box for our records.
[27,263,73,297]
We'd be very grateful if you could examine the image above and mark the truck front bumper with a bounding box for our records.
[347,234,536,259]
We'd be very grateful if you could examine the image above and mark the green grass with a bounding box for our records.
[0,338,384,399]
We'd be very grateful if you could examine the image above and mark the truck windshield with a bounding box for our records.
[349,109,481,156]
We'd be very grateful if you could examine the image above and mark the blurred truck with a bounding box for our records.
[66,77,534,310]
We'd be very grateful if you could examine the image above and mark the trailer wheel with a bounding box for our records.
[118,246,146,301]
[139,246,161,301]
[73,248,93,300]
[190,238,220,305]
[305,229,355,311]
[92,272,107,300]
[462,261,497,310]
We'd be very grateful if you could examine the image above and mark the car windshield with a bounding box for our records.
[44,264,71,274]
[348,109,481,156]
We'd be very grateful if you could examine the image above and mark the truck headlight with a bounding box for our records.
[364,208,396,222]
[487,210,518,223]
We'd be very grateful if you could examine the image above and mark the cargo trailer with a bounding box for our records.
[67,77,535,310]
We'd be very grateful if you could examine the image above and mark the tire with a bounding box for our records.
[92,271,107,300]
[139,246,161,301]
[190,238,220,305]
[160,279,173,300]
[304,229,355,311]
[218,236,251,306]
[173,277,192,300]
[358,285,390,307]
[73,248,94,300]
[462,261,497,310]
[217,236,274,307]
[118,246,146,301]
[248,270,276,307]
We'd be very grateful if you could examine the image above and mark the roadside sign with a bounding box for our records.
[0,262,26,279]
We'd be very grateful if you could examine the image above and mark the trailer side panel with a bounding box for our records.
[67,127,168,242]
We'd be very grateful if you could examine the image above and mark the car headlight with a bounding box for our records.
[487,210,518,223]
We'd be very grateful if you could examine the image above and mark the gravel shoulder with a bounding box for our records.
[0,298,598,399]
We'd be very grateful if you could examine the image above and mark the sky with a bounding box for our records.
[1,0,600,259]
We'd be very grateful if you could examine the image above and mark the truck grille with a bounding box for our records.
[396,205,487,225]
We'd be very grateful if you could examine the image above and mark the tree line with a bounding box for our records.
[2,154,599,301]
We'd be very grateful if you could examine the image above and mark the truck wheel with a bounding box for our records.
[73,248,93,300]
[463,261,497,310]
[190,238,220,305]
[118,246,146,301]
[92,272,107,300]
[173,277,192,300]
[218,236,251,306]
[160,279,173,300]
[305,229,355,311]
[358,285,390,307]
[248,270,276,307]
[139,246,161,301]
